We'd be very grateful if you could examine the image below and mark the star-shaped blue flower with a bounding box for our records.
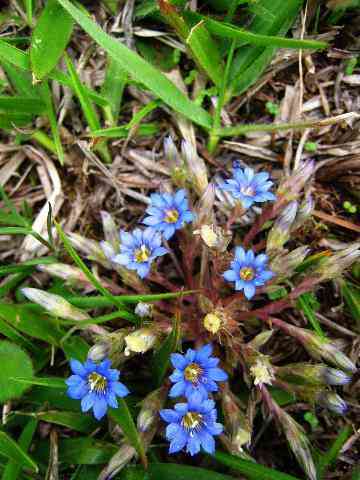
[221,167,276,209]
[169,344,228,399]
[112,227,168,278]
[224,247,274,299]
[143,189,194,240]
[160,391,223,455]
[65,358,129,420]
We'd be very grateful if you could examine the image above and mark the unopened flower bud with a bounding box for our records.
[88,341,111,362]
[124,328,157,356]
[248,330,274,350]
[203,312,222,334]
[134,302,153,318]
[195,183,215,226]
[68,232,110,268]
[137,387,167,432]
[298,329,357,373]
[193,224,231,252]
[164,136,180,168]
[98,443,136,480]
[37,263,88,284]
[313,243,360,281]
[267,201,298,253]
[292,192,314,230]
[270,246,310,277]
[222,387,252,450]
[318,392,348,415]
[324,367,352,386]
[181,140,208,195]
[277,160,315,200]
[101,211,120,252]
[21,287,90,321]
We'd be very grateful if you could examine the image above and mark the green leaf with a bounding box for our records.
[316,426,351,479]
[2,418,38,480]
[109,399,147,468]
[101,56,127,125]
[30,0,73,80]
[152,311,181,387]
[0,304,61,345]
[214,451,302,480]
[12,376,66,389]
[0,341,33,403]
[185,12,327,50]
[340,280,360,330]
[297,293,324,338]
[120,463,235,480]
[228,0,304,96]
[0,430,38,472]
[55,0,212,129]
[0,96,45,114]
[36,410,97,433]
[89,124,159,140]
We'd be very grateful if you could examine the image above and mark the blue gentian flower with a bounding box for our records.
[221,167,276,209]
[223,247,274,299]
[169,344,228,399]
[65,358,129,420]
[143,189,194,240]
[112,227,168,278]
[160,391,223,455]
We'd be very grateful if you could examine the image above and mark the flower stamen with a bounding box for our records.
[134,245,150,263]
[182,412,203,431]
[184,363,203,383]
[239,266,255,281]
[164,209,179,224]
[88,372,107,393]
[240,185,255,197]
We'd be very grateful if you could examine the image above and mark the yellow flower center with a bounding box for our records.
[182,411,203,430]
[164,209,179,224]
[88,372,107,393]
[240,266,255,281]
[184,363,203,383]
[240,186,255,196]
[134,245,150,263]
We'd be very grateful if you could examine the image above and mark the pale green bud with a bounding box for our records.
[21,288,89,321]
[267,201,298,253]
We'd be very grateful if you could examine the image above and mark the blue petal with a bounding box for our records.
[81,392,95,412]
[245,250,255,263]
[145,206,163,217]
[169,370,183,382]
[70,359,86,377]
[185,349,196,362]
[65,374,83,386]
[93,397,108,420]
[207,422,223,436]
[244,283,256,299]
[150,193,167,208]
[234,247,246,263]
[169,381,186,398]
[174,403,188,414]
[200,399,216,413]
[152,246,168,257]
[113,253,131,266]
[137,263,151,279]
[254,254,268,268]
[224,269,237,282]
[170,353,187,370]
[244,167,254,181]
[120,232,135,247]
[196,344,213,362]
[253,171,269,184]
[106,391,118,409]
[174,189,186,205]
[182,211,194,223]
[160,409,181,423]
[198,429,215,454]
[163,225,176,240]
[166,423,181,440]
[241,197,254,209]
[143,216,160,226]
[67,382,88,400]
[187,391,204,410]
[187,433,201,456]
[169,429,188,454]
[106,369,120,382]
[208,367,228,382]
[112,381,129,397]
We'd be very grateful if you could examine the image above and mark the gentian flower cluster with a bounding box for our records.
[66,358,129,420]
[101,190,193,279]
[160,344,227,456]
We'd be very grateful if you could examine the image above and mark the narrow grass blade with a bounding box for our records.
[0,96,45,114]
[55,0,212,129]
[101,56,127,125]
[2,418,38,480]
[109,400,148,468]
[37,411,97,433]
[340,280,360,331]
[316,425,351,479]
[0,431,38,473]
[297,293,324,338]
[121,463,235,480]
[89,124,159,139]
[214,451,302,480]
[185,12,327,50]
[30,0,74,80]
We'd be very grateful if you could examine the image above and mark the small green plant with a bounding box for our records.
[304,141,318,153]
[266,101,280,116]
[343,200,357,214]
